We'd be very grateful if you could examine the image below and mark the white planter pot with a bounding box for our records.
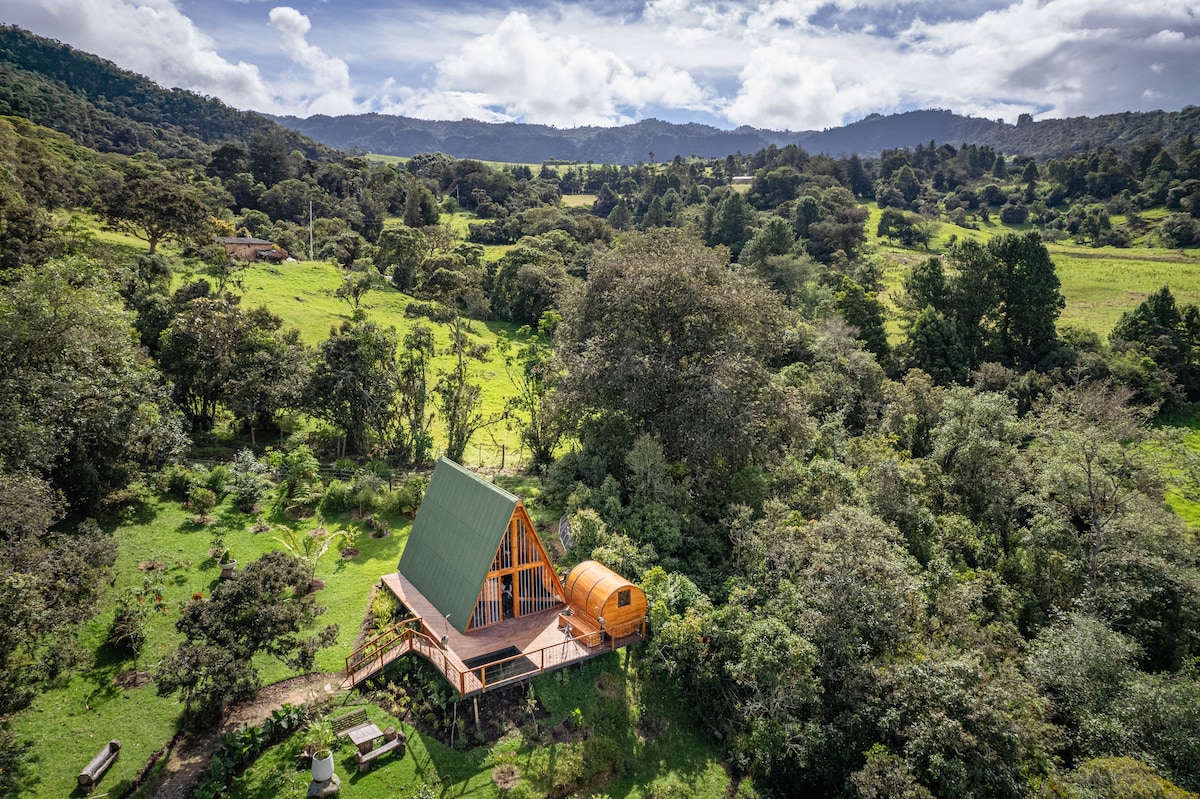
[311,751,334,782]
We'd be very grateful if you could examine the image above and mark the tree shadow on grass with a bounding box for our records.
[175,516,213,535]
[79,643,128,713]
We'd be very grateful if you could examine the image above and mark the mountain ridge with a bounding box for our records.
[0,24,1197,167]
[270,106,1200,164]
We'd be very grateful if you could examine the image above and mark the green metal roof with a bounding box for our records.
[399,458,518,633]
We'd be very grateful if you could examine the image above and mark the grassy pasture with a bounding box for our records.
[202,256,533,469]
[1048,245,1200,335]
[561,193,597,208]
[868,207,1200,337]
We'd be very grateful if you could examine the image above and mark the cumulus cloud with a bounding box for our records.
[384,11,710,127]
[266,6,362,116]
[0,0,276,110]
[2,0,1196,128]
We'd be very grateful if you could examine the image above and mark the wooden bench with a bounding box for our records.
[558,612,603,647]
[78,739,120,794]
[330,708,371,739]
[355,736,404,772]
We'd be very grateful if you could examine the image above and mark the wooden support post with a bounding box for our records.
[473,697,481,730]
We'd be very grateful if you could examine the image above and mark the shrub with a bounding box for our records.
[99,480,154,521]
[370,589,399,631]
[160,462,195,500]
[189,486,217,521]
[390,476,427,515]
[203,464,232,497]
[228,450,269,512]
[999,202,1029,224]
[320,479,352,514]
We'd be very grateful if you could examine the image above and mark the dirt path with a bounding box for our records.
[140,673,347,799]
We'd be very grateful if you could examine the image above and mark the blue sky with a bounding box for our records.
[2,0,1197,130]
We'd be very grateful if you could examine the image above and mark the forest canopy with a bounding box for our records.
[2,24,1200,797]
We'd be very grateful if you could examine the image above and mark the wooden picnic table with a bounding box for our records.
[347,723,383,754]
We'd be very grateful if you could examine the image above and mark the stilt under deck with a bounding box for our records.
[344,573,643,697]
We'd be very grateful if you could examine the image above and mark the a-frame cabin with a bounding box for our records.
[398,458,564,634]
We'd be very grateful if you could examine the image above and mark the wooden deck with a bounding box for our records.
[344,573,643,697]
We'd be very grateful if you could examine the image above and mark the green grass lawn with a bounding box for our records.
[868,206,1200,338]
[205,257,533,468]
[9,494,413,798]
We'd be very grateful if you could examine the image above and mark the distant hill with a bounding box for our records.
[272,107,1200,164]
[0,25,335,161]
[265,114,796,165]
[1,23,1196,167]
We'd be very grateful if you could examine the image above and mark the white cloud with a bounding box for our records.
[266,6,362,116]
[0,0,277,110]
[397,11,711,127]
[2,0,1196,129]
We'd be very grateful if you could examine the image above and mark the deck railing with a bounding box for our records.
[344,616,421,678]
[346,616,647,696]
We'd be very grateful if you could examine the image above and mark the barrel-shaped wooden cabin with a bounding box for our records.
[562,560,647,641]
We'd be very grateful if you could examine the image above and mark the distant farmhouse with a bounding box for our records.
[215,236,287,262]
[347,458,646,696]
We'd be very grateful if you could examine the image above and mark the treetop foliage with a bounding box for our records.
[2,26,1200,797]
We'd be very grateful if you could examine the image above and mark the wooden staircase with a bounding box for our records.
[344,619,422,687]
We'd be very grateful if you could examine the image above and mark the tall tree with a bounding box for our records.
[835,277,890,363]
[396,325,436,465]
[707,190,754,257]
[373,224,426,291]
[557,229,798,488]
[306,320,401,457]
[989,231,1064,365]
[433,317,499,464]
[0,257,185,508]
[94,155,221,254]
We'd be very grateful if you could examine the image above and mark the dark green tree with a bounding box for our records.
[93,156,221,254]
[1110,286,1200,400]
[155,551,338,726]
[989,231,1064,365]
[908,306,968,385]
[0,258,185,508]
[373,224,426,290]
[707,190,754,257]
[306,320,401,457]
[557,229,797,488]
[740,216,796,266]
[835,277,890,362]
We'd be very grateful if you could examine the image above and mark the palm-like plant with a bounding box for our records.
[272,522,345,590]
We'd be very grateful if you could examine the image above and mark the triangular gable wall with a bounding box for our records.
[467,502,564,630]
[399,458,520,634]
